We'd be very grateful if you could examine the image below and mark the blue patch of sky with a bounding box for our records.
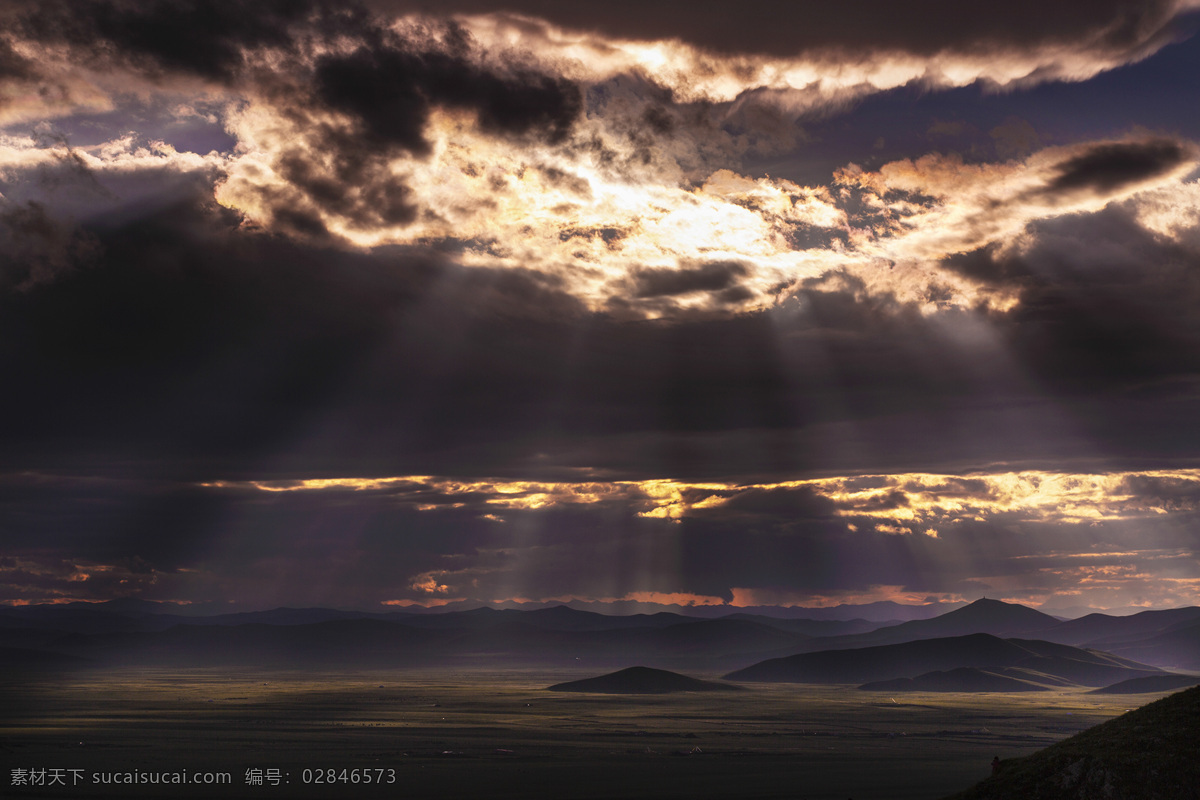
[4,93,238,156]
[749,12,1200,185]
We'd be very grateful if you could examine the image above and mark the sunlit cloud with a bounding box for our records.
[9,465,1200,609]
[451,7,1194,106]
[838,138,1199,263]
[203,468,1200,528]
[6,1,1200,617]
[7,4,1200,317]
[1130,178,1200,244]
[215,88,1199,317]
[0,556,163,604]
[188,468,1200,611]
[215,99,854,316]
[495,591,727,608]
[729,585,965,609]
[0,131,228,176]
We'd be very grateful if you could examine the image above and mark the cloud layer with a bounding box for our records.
[3,0,1200,612]
[4,0,1199,317]
[6,468,1199,611]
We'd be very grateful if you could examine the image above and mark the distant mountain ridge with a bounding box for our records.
[0,597,968,624]
[724,632,1166,688]
[1,614,811,671]
[3,597,1197,675]
[1043,606,1200,647]
[784,598,1063,654]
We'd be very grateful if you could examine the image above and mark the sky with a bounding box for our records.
[3,0,1200,615]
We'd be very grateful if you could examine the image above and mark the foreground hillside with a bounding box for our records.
[944,686,1200,800]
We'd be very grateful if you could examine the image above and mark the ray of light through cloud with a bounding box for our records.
[3,0,1200,614]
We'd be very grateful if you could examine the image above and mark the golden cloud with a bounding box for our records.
[205,468,1200,529]
[9,8,1200,319]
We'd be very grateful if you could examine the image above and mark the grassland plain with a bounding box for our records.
[0,667,1159,800]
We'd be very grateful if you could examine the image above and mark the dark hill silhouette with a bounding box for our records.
[38,615,807,670]
[783,598,1063,653]
[153,607,378,630]
[738,599,964,622]
[1041,606,1200,647]
[7,599,1193,673]
[943,686,1200,800]
[1093,619,1200,670]
[0,645,90,672]
[47,619,454,667]
[445,617,806,670]
[547,666,744,694]
[522,606,689,631]
[1004,651,1168,687]
[722,613,882,637]
[547,598,964,622]
[913,598,1062,636]
[0,604,157,634]
[1089,673,1200,694]
[644,618,806,653]
[396,605,686,631]
[728,633,1025,683]
[724,633,1164,686]
[860,667,1048,692]
[0,603,391,633]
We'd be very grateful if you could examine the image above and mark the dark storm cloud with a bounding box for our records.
[7,462,1197,607]
[1002,207,1200,394]
[8,173,1200,489]
[18,0,338,82]
[252,31,581,233]
[0,37,33,81]
[667,481,1199,604]
[0,200,100,290]
[631,260,750,298]
[941,245,1036,289]
[0,472,232,568]
[312,39,581,157]
[675,513,921,598]
[1042,138,1193,198]
[5,132,1200,608]
[0,192,605,479]
[836,489,910,513]
[13,0,583,172]
[1118,473,1200,510]
[902,476,993,499]
[270,145,418,236]
[4,1,1200,615]
[690,485,835,521]
[0,468,677,606]
[0,192,770,480]
[370,0,1188,58]
[0,556,161,603]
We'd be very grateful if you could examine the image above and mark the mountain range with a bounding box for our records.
[3,598,1198,688]
[723,632,1164,688]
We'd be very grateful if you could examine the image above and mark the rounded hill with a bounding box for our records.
[547,666,745,694]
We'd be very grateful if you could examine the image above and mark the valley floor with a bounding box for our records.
[0,667,1163,800]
